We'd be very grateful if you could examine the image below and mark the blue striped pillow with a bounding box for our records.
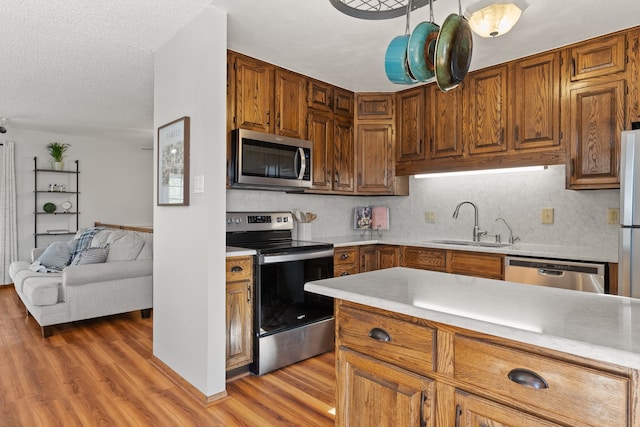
[70,245,109,266]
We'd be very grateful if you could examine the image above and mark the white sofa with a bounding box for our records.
[8,223,153,337]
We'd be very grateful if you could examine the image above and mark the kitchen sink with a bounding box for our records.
[429,239,512,248]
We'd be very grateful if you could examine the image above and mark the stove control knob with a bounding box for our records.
[226,217,232,224]
[233,217,241,224]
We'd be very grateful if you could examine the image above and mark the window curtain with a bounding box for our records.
[0,141,18,285]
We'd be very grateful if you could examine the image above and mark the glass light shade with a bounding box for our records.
[468,3,522,38]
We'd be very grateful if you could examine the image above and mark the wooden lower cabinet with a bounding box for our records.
[448,250,504,279]
[225,256,254,371]
[455,391,561,427]
[334,246,359,277]
[335,299,636,426]
[336,349,435,427]
[402,246,504,279]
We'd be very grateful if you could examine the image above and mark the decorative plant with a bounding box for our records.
[46,142,70,162]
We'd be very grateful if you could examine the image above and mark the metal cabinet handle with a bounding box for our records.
[231,266,243,273]
[507,368,549,389]
[537,269,564,277]
[454,405,462,427]
[368,327,391,342]
[340,271,349,276]
[340,253,349,260]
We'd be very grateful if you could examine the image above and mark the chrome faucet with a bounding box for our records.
[453,201,486,242]
[495,217,520,244]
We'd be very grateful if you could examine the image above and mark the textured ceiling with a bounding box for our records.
[1,0,639,144]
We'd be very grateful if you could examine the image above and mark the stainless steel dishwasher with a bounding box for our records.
[504,256,606,294]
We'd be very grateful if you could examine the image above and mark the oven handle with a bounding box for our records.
[259,249,334,265]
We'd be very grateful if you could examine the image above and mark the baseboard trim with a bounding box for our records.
[149,355,229,408]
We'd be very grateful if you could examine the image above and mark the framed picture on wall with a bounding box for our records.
[157,116,190,206]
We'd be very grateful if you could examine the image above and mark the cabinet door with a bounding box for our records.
[333,118,355,192]
[356,123,393,193]
[234,56,274,133]
[336,349,434,427]
[513,52,561,150]
[226,256,253,371]
[357,93,394,120]
[226,279,253,370]
[274,69,306,138]
[430,84,464,159]
[568,79,625,189]
[401,247,447,272]
[334,87,355,117]
[569,34,626,81]
[359,245,378,273]
[308,111,333,190]
[307,79,333,112]
[377,245,399,270]
[396,87,426,162]
[448,251,504,280]
[455,391,561,427]
[466,65,509,155]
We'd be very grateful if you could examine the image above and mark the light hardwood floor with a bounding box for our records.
[0,286,336,426]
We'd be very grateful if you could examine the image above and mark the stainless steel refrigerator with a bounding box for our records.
[619,129,640,297]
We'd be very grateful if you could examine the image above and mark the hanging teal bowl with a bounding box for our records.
[408,21,440,82]
[385,35,417,85]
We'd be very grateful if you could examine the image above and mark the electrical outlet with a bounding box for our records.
[541,208,554,224]
[608,208,619,224]
[425,211,436,223]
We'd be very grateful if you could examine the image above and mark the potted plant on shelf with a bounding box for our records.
[46,142,70,170]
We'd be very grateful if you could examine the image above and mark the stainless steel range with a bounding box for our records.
[226,211,335,375]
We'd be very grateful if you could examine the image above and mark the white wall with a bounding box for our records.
[153,6,227,397]
[7,128,152,260]
[227,165,619,255]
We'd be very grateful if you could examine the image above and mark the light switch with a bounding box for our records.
[541,208,554,224]
[608,208,619,224]
[194,175,205,194]
[425,212,436,223]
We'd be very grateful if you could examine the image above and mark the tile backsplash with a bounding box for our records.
[226,165,619,252]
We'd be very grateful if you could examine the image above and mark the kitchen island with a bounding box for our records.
[305,267,640,426]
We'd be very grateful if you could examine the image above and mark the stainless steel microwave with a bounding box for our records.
[230,129,312,191]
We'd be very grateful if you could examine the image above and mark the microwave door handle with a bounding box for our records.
[296,147,306,180]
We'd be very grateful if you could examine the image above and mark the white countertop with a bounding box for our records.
[315,235,617,263]
[305,267,640,369]
[225,246,256,257]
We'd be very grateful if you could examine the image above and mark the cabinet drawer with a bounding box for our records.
[338,305,435,377]
[454,335,628,427]
[334,265,359,277]
[402,247,446,272]
[449,251,504,279]
[225,257,253,281]
[334,247,359,267]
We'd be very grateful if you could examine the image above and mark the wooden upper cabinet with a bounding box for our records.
[308,111,333,190]
[356,123,394,193]
[569,34,626,81]
[333,117,355,192]
[568,79,625,189]
[307,80,354,117]
[334,88,355,117]
[307,79,333,112]
[274,69,307,138]
[430,83,464,159]
[396,87,426,162]
[513,51,562,150]
[466,65,509,154]
[234,55,274,133]
[357,93,394,120]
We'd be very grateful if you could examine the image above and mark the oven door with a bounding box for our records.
[256,249,334,337]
